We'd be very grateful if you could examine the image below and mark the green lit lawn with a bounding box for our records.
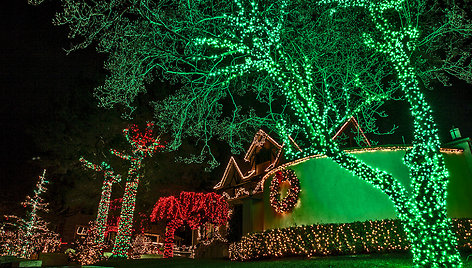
[91,253,472,268]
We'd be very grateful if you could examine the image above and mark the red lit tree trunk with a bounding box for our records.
[95,182,113,244]
[163,219,183,258]
[108,123,164,257]
[79,158,122,245]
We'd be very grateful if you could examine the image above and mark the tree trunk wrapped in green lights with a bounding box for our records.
[79,158,122,245]
[316,0,467,265]
[33,0,471,265]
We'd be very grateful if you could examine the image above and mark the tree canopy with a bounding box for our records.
[30,0,471,162]
[27,0,398,165]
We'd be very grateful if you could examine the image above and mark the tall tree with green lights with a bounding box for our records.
[30,0,471,266]
[315,1,471,266]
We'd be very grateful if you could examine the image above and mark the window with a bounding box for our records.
[255,147,271,165]
[76,225,88,236]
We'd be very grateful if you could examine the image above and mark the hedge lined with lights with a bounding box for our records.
[229,218,472,261]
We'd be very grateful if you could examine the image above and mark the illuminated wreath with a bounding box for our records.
[270,169,300,213]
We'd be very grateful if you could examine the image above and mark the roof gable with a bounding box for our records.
[244,129,282,162]
[214,157,254,190]
[214,129,284,191]
[332,117,371,147]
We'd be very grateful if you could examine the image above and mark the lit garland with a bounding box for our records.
[269,169,300,214]
[229,218,472,261]
[261,146,463,188]
[150,192,229,258]
[197,225,228,246]
[110,122,165,258]
[79,157,122,244]
[222,187,251,201]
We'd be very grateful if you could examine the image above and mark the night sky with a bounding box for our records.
[1,1,471,216]
[1,1,104,213]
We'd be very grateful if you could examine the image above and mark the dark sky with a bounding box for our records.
[1,1,471,214]
[0,1,108,212]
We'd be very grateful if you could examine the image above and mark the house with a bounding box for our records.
[214,128,472,236]
[213,129,285,238]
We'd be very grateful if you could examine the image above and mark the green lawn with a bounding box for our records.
[91,253,472,268]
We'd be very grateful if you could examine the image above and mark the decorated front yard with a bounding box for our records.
[2,0,472,267]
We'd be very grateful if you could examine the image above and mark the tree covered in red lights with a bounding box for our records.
[150,192,229,258]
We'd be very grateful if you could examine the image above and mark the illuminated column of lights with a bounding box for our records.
[310,0,462,266]
[20,169,49,258]
[163,219,183,258]
[150,195,181,258]
[111,122,164,257]
[110,153,142,257]
[79,157,122,244]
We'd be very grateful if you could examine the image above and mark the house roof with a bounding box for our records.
[214,129,284,191]
[244,129,282,162]
[332,116,371,147]
[214,157,254,190]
